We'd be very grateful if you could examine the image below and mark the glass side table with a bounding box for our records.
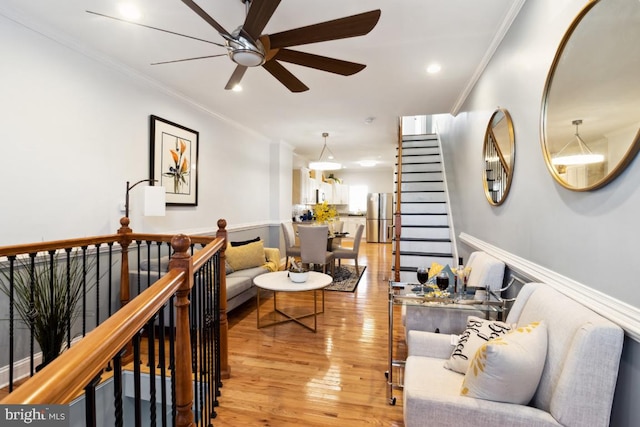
[386,281,506,405]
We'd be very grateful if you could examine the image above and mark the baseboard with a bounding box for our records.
[0,352,43,389]
[460,232,640,342]
[0,336,84,389]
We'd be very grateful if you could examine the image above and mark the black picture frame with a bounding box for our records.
[150,115,199,206]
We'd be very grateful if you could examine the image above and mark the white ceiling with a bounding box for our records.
[1,0,523,170]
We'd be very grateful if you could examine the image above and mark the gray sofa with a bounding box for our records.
[131,244,281,312]
[404,282,624,427]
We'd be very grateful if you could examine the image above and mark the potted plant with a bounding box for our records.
[0,251,95,369]
[287,258,309,283]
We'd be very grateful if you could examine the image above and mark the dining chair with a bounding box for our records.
[331,220,345,250]
[281,222,301,270]
[332,224,364,274]
[298,225,335,276]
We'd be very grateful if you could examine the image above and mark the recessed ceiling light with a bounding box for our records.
[232,84,243,92]
[426,63,441,74]
[358,160,377,167]
[118,3,142,21]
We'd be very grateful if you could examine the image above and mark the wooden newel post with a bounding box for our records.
[117,216,133,308]
[117,217,134,363]
[170,234,195,427]
[216,219,231,379]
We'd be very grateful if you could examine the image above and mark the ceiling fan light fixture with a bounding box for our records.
[227,31,265,67]
[309,132,342,171]
[230,49,264,67]
[551,119,605,166]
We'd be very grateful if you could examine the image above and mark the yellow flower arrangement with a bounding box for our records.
[313,200,337,223]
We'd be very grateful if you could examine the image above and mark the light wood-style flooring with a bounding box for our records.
[1,241,407,425]
[214,240,405,426]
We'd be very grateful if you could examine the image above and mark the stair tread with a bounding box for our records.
[395,250,454,257]
[399,237,451,242]
[401,212,447,216]
[401,224,449,228]
[398,161,441,165]
[399,153,440,157]
[392,265,453,273]
[399,190,445,193]
[395,170,442,174]
[398,201,446,204]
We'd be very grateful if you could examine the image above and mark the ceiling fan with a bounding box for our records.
[88,0,381,92]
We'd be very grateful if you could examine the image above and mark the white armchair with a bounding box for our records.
[465,251,506,293]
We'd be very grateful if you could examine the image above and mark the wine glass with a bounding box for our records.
[436,271,449,294]
[416,267,429,294]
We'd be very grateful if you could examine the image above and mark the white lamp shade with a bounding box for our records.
[143,186,166,216]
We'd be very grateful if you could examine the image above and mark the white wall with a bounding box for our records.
[435,1,640,424]
[0,13,282,245]
[334,168,395,194]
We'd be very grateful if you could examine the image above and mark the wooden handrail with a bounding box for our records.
[0,235,121,257]
[0,267,186,404]
[0,218,231,420]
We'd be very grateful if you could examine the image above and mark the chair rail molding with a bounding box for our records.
[460,232,640,342]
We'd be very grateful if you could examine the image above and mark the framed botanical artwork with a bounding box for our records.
[150,115,199,206]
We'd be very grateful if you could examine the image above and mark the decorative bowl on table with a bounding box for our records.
[288,268,309,283]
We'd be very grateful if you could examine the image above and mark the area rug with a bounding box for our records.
[325,265,366,292]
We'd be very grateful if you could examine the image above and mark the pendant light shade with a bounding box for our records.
[551,119,605,166]
[309,132,342,171]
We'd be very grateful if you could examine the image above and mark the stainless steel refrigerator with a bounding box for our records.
[366,193,393,243]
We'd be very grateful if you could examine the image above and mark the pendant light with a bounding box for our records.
[309,132,342,171]
[551,120,604,166]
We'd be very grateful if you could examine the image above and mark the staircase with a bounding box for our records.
[393,134,455,282]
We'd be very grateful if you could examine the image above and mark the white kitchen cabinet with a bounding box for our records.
[341,216,366,237]
[292,168,316,205]
[318,182,332,203]
[332,183,349,205]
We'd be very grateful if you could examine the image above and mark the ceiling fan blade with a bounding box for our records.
[262,60,309,92]
[274,49,366,76]
[268,9,381,49]
[242,0,281,41]
[224,65,249,90]
[86,11,225,47]
[151,54,227,65]
[181,0,232,38]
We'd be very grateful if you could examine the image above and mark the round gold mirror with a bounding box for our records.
[541,0,640,191]
[483,108,515,205]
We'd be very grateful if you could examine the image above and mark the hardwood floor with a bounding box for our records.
[1,241,406,425]
[214,240,405,426]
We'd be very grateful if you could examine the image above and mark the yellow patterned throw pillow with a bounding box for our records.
[460,321,547,405]
[225,240,267,272]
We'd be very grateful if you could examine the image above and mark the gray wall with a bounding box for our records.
[435,0,640,424]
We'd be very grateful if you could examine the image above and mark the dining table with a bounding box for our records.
[327,231,349,250]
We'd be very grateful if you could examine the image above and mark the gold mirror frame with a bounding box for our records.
[541,0,640,191]
[483,108,515,205]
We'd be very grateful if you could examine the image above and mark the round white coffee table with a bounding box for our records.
[253,271,332,332]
